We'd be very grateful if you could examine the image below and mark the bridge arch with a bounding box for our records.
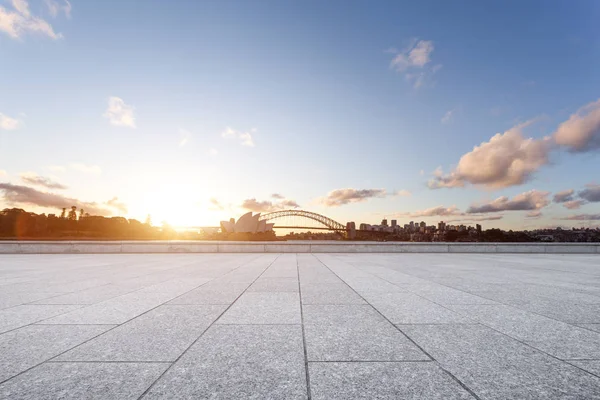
[259,210,347,231]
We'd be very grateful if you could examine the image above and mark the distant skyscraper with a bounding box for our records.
[381,219,388,226]
[391,220,397,227]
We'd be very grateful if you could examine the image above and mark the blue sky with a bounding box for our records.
[1,0,599,229]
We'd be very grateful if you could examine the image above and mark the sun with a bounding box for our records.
[138,186,219,228]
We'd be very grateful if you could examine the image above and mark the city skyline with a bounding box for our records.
[1,0,600,230]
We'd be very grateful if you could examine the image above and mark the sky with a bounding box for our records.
[1,0,600,230]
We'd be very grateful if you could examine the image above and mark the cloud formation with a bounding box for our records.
[445,215,503,223]
[105,197,128,214]
[561,213,600,221]
[563,200,585,210]
[403,205,462,218]
[103,97,136,128]
[553,99,600,152]
[429,121,551,189]
[319,188,388,207]
[0,0,62,39]
[430,99,600,191]
[209,197,224,211]
[579,183,600,202]
[241,197,300,213]
[20,172,67,190]
[466,190,550,214]
[0,183,125,216]
[389,39,440,89]
[0,113,20,130]
[44,0,71,18]
[553,189,575,203]
[222,127,255,147]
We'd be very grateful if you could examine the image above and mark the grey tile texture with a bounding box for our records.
[1,252,599,399]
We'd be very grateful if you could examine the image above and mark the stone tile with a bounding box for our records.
[570,360,600,377]
[300,283,366,305]
[402,324,600,399]
[143,325,307,399]
[407,285,497,305]
[448,304,600,359]
[578,324,600,333]
[218,292,301,324]
[303,305,428,361]
[0,292,64,310]
[39,292,176,325]
[56,305,225,362]
[167,280,250,305]
[364,292,472,324]
[0,362,168,400]
[0,305,82,333]
[0,324,115,382]
[309,362,474,400]
[247,278,299,292]
[31,284,138,305]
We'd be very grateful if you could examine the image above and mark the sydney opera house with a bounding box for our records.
[220,212,274,233]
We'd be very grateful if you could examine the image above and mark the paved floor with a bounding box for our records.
[0,254,599,399]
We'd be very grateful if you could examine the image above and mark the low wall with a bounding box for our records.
[0,241,599,254]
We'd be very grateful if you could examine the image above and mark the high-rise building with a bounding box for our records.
[381,219,388,226]
[391,220,397,227]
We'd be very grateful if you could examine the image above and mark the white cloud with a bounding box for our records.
[103,97,136,128]
[69,163,102,174]
[0,169,7,177]
[553,98,600,152]
[394,190,412,197]
[0,0,62,39]
[0,113,20,130]
[319,188,388,207]
[44,0,71,18]
[208,148,218,156]
[389,39,440,89]
[390,39,434,71]
[402,205,462,218]
[466,190,550,214]
[429,120,552,189]
[222,127,256,147]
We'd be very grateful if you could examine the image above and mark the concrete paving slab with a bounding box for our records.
[364,292,472,324]
[309,362,474,400]
[448,304,600,359]
[143,324,307,399]
[167,281,250,304]
[0,362,169,400]
[0,305,82,334]
[402,323,600,399]
[578,323,600,333]
[39,292,178,325]
[247,277,299,292]
[0,324,115,382]
[218,292,301,324]
[303,305,428,361]
[300,283,366,304]
[56,305,226,362]
[569,360,600,377]
[1,253,599,398]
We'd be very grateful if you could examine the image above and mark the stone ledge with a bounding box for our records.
[0,241,599,254]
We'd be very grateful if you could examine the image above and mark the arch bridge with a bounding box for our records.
[259,210,347,233]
